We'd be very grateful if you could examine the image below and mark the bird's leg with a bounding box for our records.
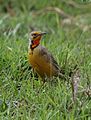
[37,77,47,93]
[31,68,38,89]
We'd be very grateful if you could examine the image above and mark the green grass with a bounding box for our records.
[0,0,91,119]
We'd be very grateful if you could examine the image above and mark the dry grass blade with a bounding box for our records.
[33,6,72,19]
[45,7,72,19]
[71,69,80,102]
[62,0,91,9]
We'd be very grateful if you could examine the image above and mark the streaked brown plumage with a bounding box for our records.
[28,31,65,82]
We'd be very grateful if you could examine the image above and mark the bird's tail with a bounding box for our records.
[58,65,78,80]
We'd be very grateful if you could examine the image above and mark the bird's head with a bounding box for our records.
[29,31,46,50]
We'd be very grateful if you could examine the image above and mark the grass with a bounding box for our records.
[0,0,91,119]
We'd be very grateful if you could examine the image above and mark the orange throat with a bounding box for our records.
[30,36,42,50]
[31,39,40,50]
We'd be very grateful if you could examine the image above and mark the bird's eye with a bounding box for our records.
[32,34,38,38]
[32,34,36,36]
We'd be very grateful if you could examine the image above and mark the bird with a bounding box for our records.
[28,31,66,83]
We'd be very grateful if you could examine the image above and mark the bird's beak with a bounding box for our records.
[41,32,47,35]
[37,32,47,37]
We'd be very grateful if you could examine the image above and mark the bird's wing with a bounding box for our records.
[38,46,66,79]
[39,46,62,72]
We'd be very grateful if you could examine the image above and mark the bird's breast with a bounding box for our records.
[28,47,56,78]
